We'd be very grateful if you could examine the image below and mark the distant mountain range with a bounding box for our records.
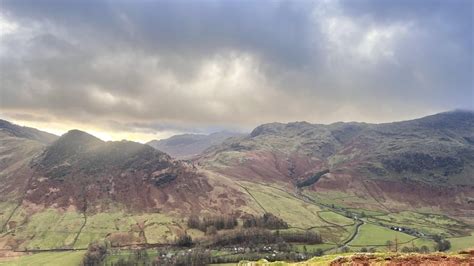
[147,131,244,159]
[0,111,473,251]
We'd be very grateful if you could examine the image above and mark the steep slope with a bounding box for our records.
[200,111,474,215]
[19,130,249,214]
[0,120,55,200]
[0,119,58,144]
[147,131,243,159]
[0,126,257,250]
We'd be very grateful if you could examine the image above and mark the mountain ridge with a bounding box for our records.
[0,110,473,252]
[147,131,244,159]
[0,119,58,144]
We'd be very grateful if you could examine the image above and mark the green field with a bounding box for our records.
[317,211,353,226]
[241,183,328,229]
[1,180,472,262]
[1,208,180,250]
[448,231,474,251]
[293,243,336,252]
[7,209,84,250]
[102,249,160,265]
[0,251,85,266]
[366,211,470,238]
[348,223,415,247]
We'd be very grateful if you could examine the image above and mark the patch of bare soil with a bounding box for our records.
[330,252,474,266]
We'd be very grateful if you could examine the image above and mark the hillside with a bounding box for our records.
[0,112,473,256]
[0,124,256,251]
[201,110,474,215]
[0,119,58,144]
[147,131,243,159]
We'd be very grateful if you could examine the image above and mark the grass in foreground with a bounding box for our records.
[0,251,85,266]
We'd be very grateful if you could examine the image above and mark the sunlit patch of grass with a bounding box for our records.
[241,183,328,229]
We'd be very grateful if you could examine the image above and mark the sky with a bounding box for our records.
[0,0,473,142]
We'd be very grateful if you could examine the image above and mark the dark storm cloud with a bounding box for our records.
[0,0,472,140]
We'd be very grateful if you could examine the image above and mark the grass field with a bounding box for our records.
[348,223,415,247]
[448,231,474,251]
[7,209,84,250]
[103,249,160,265]
[1,208,180,250]
[317,211,353,226]
[0,251,85,266]
[293,243,336,252]
[367,211,470,238]
[74,212,177,248]
[241,183,328,229]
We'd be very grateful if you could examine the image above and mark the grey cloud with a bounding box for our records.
[0,0,472,137]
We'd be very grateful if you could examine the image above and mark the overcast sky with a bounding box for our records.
[0,0,472,142]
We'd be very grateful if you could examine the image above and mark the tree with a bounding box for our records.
[83,242,107,266]
[435,239,451,252]
[360,247,368,252]
[176,233,193,247]
[386,240,394,252]
[187,215,201,229]
[420,245,429,253]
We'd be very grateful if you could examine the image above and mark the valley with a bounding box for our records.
[0,111,473,265]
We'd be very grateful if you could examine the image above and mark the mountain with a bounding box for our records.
[147,131,244,159]
[0,119,58,144]
[0,111,473,252]
[201,110,474,215]
[0,120,57,201]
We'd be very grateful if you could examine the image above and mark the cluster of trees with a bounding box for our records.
[175,233,193,247]
[359,247,377,253]
[243,213,289,229]
[82,242,107,266]
[187,214,237,233]
[209,228,322,247]
[401,245,430,253]
[296,169,330,188]
[433,235,451,251]
[277,230,322,244]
